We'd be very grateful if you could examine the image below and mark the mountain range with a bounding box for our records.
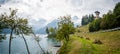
[36,16,81,34]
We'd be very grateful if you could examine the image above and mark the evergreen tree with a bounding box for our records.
[81,14,94,25]
[46,27,49,34]
[114,2,120,16]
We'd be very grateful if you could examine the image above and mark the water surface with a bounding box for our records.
[0,34,60,54]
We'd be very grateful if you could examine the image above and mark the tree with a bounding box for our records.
[1,9,32,54]
[100,10,119,30]
[57,15,75,41]
[100,10,116,29]
[47,27,57,38]
[113,2,120,27]
[81,15,89,25]
[0,14,8,33]
[89,2,120,32]
[0,15,4,33]
[89,14,94,22]
[81,14,94,25]
[114,2,120,16]
[46,27,49,34]
[16,18,33,54]
[1,9,17,54]
[32,32,46,54]
[89,18,101,32]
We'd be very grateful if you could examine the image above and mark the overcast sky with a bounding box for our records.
[0,0,120,29]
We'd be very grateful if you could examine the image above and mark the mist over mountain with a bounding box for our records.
[35,19,59,34]
[36,16,81,34]
[71,16,81,27]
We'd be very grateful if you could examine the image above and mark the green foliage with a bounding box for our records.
[115,15,120,27]
[56,15,75,41]
[0,9,32,34]
[114,2,120,16]
[89,2,120,32]
[47,27,57,38]
[89,14,94,22]
[82,14,94,25]
[46,27,49,34]
[58,40,71,54]
[0,16,4,32]
[100,2,120,30]
[17,18,33,35]
[0,9,33,54]
[0,9,33,35]
[89,19,101,32]
[100,11,116,29]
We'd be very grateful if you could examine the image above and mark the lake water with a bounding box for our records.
[0,34,60,54]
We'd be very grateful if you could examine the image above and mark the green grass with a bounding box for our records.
[77,25,89,32]
[58,25,120,54]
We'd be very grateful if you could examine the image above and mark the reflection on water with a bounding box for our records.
[0,34,60,54]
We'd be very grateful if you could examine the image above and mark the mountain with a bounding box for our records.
[71,16,81,27]
[46,19,58,28]
[30,18,47,33]
[37,16,81,34]
[36,19,58,34]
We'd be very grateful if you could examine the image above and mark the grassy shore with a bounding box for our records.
[58,25,120,54]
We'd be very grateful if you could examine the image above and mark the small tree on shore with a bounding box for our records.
[57,15,75,41]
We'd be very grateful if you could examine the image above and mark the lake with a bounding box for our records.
[0,34,60,54]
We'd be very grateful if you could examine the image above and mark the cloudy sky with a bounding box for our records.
[0,0,120,30]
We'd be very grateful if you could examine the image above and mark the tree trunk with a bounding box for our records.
[32,33,45,54]
[21,32,30,54]
[37,41,46,54]
[9,29,13,54]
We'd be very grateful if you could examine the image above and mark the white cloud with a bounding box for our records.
[0,0,119,30]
